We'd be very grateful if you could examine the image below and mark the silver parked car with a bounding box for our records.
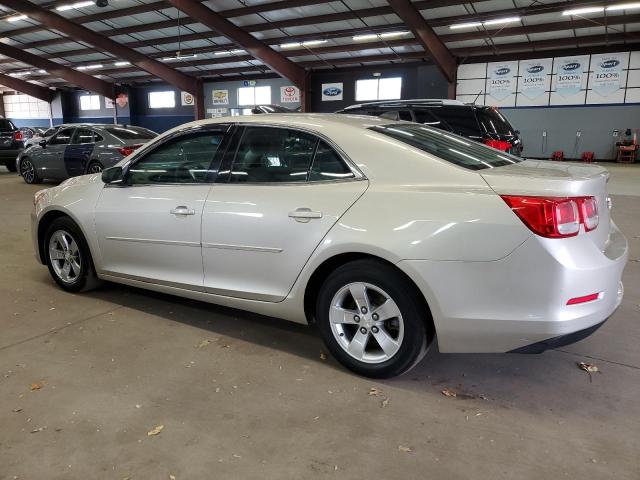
[30,114,627,378]
[18,124,157,184]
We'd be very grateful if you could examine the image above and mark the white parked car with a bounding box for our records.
[31,114,627,378]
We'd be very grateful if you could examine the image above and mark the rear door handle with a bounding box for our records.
[170,206,196,216]
[289,208,323,223]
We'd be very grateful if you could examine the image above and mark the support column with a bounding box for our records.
[194,79,205,120]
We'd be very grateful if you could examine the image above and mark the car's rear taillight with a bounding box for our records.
[484,139,512,151]
[117,143,143,156]
[500,195,598,238]
[13,131,23,142]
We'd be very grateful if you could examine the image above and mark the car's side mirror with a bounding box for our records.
[38,139,47,148]
[101,166,124,184]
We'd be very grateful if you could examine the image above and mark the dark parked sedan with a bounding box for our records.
[17,124,157,184]
[0,118,24,172]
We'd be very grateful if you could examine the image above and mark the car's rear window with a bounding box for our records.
[0,119,15,131]
[104,126,157,140]
[417,106,482,137]
[475,107,515,136]
[369,124,523,171]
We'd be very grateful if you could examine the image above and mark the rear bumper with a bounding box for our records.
[0,149,21,161]
[399,221,628,353]
[509,317,609,353]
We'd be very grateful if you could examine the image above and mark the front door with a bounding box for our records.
[38,127,74,179]
[94,125,230,289]
[202,126,368,302]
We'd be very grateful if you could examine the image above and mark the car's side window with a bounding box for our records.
[126,130,226,185]
[309,141,355,182]
[49,128,74,145]
[229,127,317,183]
[71,128,94,145]
[94,132,104,142]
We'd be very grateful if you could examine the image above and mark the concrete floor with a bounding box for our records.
[1,163,639,480]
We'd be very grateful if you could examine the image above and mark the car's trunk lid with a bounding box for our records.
[480,160,611,250]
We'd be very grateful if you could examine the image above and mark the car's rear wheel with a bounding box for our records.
[20,158,41,184]
[4,160,17,172]
[86,161,103,174]
[316,259,431,378]
[44,217,100,292]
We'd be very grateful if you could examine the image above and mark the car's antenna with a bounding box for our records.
[472,90,483,105]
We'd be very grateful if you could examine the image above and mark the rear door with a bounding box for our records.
[66,127,96,176]
[201,125,368,302]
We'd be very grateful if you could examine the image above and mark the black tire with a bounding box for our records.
[316,259,431,378]
[44,217,101,293]
[4,160,17,172]
[86,161,104,175]
[20,157,41,184]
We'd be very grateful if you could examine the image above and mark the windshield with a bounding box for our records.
[104,126,157,140]
[369,123,523,171]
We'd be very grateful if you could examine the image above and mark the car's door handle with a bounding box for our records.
[289,208,323,223]
[170,206,196,216]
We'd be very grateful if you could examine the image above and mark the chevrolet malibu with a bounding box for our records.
[31,114,627,378]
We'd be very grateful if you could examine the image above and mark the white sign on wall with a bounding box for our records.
[487,61,517,100]
[555,56,587,97]
[181,91,194,106]
[212,89,229,105]
[104,97,114,109]
[321,82,343,101]
[280,86,300,103]
[520,59,551,99]
[591,53,624,97]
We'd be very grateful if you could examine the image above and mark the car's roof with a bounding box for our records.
[340,99,471,111]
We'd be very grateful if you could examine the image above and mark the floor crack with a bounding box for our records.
[554,349,640,370]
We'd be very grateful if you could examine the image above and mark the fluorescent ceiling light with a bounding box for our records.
[607,2,640,10]
[482,16,521,26]
[280,40,328,48]
[352,34,378,41]
[280,42,301,48]
[9,71,30,76]
[162,54,197,61]
[354,31,409,40]
[6,14,28,22]
[37,69,46,74]
[114,61,130,67]
[214,49,246,55]
[379,31,409,38]
[56,1,94,11]
[562,6,604,15]
[77,64,103,70]
[449,22,482,29]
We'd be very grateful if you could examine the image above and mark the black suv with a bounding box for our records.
[0,118,24,172]
[337,100,523,156]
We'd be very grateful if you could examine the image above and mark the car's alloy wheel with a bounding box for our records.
[44,217,101,293]
[87,162,103,174]
[329,282,404,364]
[316,259,431,378]
[20,158,39,184]
[48,230,82,284]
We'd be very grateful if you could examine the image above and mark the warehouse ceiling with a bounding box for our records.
[0,0,638,89]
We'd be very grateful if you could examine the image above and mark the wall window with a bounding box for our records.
[149,90,176,109]
[237,86,271,106]
[355,77,402,101]
[2,94,50,119]
[79,94,101,111]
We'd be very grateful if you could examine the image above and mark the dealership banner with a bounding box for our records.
[591,53,625,97]
[519,58,551,99]
[555,56,587,97]
[487,61,517,100]
[321,83,343,101]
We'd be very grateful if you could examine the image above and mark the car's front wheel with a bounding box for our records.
[44,217,100,292]
[316,259,431,378]
[20,158,41,184]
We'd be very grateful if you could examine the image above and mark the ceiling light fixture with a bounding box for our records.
[606,2,640,10]
[214,49,246,55]
[280,42,301,48]
[449,21,483,29]
[56,1,94,11]
[114,61,130,66]
[482,16,521,26]
[9,71,30,76]
[162,53,197,61]
[280,39,328,49]
[562,6,604,15]
[37,69,46,74]
[353,31,409,40]
[77,64,103,70]
[6,14,28,22]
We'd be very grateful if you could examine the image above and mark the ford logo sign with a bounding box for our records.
[600,59,620,69]
[495,67,510,75]
[527,65,544,74]
[323,87,342,96]
[562,62,581,71]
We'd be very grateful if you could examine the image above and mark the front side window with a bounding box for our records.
[127,130,227,185]
[370,124,523,171]
[49,128,74,145]
[79,95,101,111]
[356,77,402,101]
[72,128,94,144]
[237,86,271,106]
[229,127,316,183]
[148,90,176,109]
[309,141,354,181]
